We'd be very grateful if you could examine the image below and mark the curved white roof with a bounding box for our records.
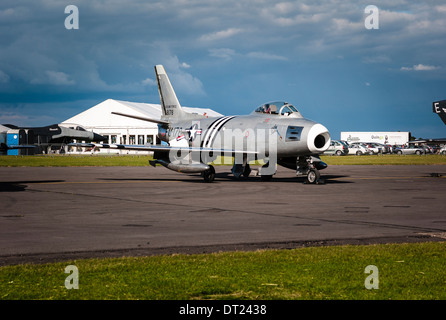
[62,99,223,129]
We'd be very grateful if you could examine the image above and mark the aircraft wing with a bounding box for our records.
[67,143,259,155]
[0,144,36,151]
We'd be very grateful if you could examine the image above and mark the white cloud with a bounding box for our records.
[161,54,205,95]
[209,48,236,60]
[30,70,75,85]
[45,71,75,85]
[199,28,243,41]
[413,64,439,71]
[436,5,446,13]
[141,78,156,86]
[169,71,205,96]
[180,62,191,69]
[400,64,440,71]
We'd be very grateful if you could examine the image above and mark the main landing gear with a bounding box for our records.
[200,156,326,184]
[202,165,215,183]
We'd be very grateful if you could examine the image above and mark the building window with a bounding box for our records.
[147,135,153,144]
[129,135,136,145]
[138,135,144,145]
[103,135,109,144]
[121,135,126,144]
[111,135,117,144]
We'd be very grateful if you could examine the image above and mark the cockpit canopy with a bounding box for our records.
[253,101,302,118]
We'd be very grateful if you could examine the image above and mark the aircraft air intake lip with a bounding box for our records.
[307,124,331,154]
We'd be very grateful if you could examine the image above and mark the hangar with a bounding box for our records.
[62,99,222,154]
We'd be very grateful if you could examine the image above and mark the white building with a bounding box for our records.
[341,131,410,146]
[61,99,222,154]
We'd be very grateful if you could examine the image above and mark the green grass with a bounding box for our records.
[0,154,153,167]
[320,154,446,165]
[1,154,445,167]
[1,242,445,300]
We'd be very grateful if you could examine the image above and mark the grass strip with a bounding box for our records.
[1,242,445,300]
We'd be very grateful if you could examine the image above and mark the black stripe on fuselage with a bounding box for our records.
[200,117,224,148]
[202,116,236,148]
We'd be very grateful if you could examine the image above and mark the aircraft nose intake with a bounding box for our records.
[307,123,331,154]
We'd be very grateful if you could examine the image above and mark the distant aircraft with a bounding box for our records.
[71,65,331,183]
[433,100,446,125]
[1,123,105,154]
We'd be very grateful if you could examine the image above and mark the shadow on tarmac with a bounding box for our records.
[99,173,353,184]
[0,180,65,192]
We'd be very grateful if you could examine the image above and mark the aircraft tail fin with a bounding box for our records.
[155,65,189,120]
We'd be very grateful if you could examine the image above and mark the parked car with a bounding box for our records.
[430,145,440,153]
[420,145,433,153]
[375,143,391,154]
[347,143,370,155]
[440,146,446,155]
[324,140,349,156]
[363,143,383,154]
[394,145,425,155]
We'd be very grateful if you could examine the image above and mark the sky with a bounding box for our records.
[1,0,446,139]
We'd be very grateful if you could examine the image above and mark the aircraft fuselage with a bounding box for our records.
[162,114,330,158]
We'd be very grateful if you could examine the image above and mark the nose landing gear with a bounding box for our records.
[296,156,325,184]
[306,169,320,184]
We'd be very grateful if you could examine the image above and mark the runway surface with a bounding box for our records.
[1,164,445,265]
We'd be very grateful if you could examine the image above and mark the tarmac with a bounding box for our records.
[1,164,445,265]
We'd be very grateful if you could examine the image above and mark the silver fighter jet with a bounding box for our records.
[74,65,331,183]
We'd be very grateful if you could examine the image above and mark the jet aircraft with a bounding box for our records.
[2,123,105,154]
[72,65,331,183]
[433,99,446,125]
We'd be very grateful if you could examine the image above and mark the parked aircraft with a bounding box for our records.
[433,99,446,125]
[71,65,331,183]
[2,123,105,154]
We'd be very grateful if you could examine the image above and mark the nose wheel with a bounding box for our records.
[306,169,320,184]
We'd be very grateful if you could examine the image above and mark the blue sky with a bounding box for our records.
[1,0,446,139]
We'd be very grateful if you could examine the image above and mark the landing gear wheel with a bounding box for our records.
[306,169,320,184]
[203,165,215,183]
[242,164,251,178]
